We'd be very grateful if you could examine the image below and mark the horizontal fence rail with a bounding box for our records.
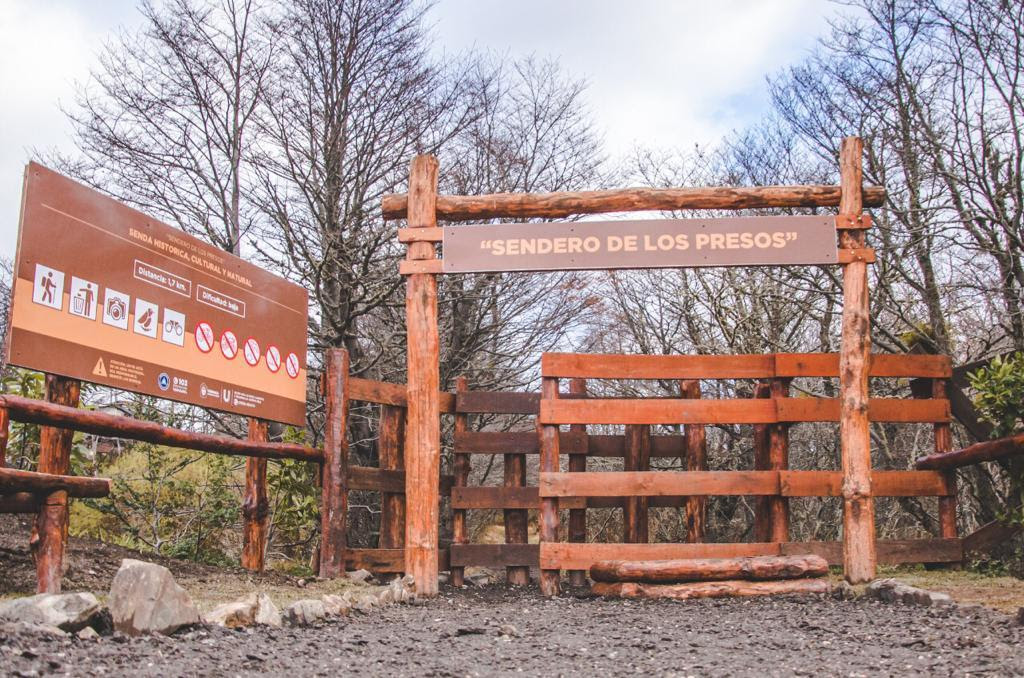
[0,394,322,462]
[0,467,110,498]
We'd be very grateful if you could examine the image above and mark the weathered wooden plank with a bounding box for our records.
[456,391,539,414]
[541,542,780,570]
[453,431,685,456]
[539,376,561,596]
[779,470,953,497]
[777,398,950,423]
[542,353,775,379]
[962,520,1022,557]
[623,425,650,544]
[452,376,470,588]
[452,486,537,509]
[539,471,780,497]
[345,548,405,573]
[590,555,830,583]
[378,405,405,550]
[348,378,407,406]
[781,539,962,565]
[449,543,539,568]
[348,466,405,493]
[540,398,777,425]
[382,184,888,221]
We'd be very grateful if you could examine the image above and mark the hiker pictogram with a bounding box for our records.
[266,345,281,373]
[285,352,300,379]
[243,337,260,366]
[195,321,214,353]
[32,264,64,310]
[69,277,97,319]
[220,330,238,360]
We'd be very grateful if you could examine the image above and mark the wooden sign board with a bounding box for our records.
[7,163,309,426]
[442,215,838,273]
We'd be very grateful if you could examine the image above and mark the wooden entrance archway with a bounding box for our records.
[383,137,886,597]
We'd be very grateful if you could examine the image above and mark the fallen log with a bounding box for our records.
[591,578,831,600]
[916,432,1024,470]
[589,554,829,583]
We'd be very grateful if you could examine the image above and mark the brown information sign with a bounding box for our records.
[7,163,309,426]
[442,215,838,273]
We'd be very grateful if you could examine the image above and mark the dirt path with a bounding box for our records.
[2,585,1022,677]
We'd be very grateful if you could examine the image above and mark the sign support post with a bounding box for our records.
[241,417,270,571]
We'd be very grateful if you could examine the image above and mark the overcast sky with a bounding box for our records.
[0,0,834,259]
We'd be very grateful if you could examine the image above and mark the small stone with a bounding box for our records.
[346,569,374,584]
[253,594,282,627]
[321,594,350,617]
[498,623,519,637]
[282,599,326,626]
[77,627,99,641]
[832,580,856,601]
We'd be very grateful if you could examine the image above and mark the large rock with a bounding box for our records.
[321,594,352,617]
[283,599,326,626]
[108,559,199,635]
[204,593,281,629]
[0,592,101,632]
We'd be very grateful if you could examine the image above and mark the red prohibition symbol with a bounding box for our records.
[195,321,214,353]
[243,337,261,366]
[285,352,300,379]
[220,330,238,359]
[266,345,281,373]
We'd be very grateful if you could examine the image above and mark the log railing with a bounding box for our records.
[535,351,959,594]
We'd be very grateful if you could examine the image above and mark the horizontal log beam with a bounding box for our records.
[589,555,829,583]
[348,378,407,406]
[542,539,962,570]
[540,397,949,425]
[0,397,321,462]
[0,467,110,498]
[916,431,1024,470]
[382,184,888,221]
[541,352,951,379]
[591,578,831,600]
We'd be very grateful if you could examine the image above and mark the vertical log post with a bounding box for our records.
[567,378,588,586]
[752,381,772,542]
[681,379,706,543]
[931,379,958,540]
[838,135,876,583]
[320,348,349,578]
[452,377,469,587]
[769,378,792,543]
[0,406,9,467]
[241,418,270,571]
[404,155,442,596]
[539,376,561,596]
[379,404,406,549]
[31,375,80,593]
[623,425,650,543]
[504,416,530,586]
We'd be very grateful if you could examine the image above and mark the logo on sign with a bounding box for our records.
[285,352,300,379]
[220,330,238,360]
[243,337,260,366]
[195,321,214,353]
[157,372,170,391]
[266,346,281,373]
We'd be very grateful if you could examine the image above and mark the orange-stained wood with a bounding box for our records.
[931,379,958,540]
[681,380,706,543]
[378,405,406,550]
[779,470,953,497]
[623,424,650,544]
[539,471,781,497]
[539,376,561,596]
[404,155,442,596]
[241,418,269,572]
[838,136,876,584]
[319,349,349,578]
[589,554,829,584]
[382,184,888,221]
[592,578,831,600]
[31,374,80,593]
[752,382,773,543]
[567,378,588,586]
[452,377,469,587]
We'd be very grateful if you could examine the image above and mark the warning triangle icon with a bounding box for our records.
[92,357,107,378]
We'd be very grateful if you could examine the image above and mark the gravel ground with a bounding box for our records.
[2,585,1023,677]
